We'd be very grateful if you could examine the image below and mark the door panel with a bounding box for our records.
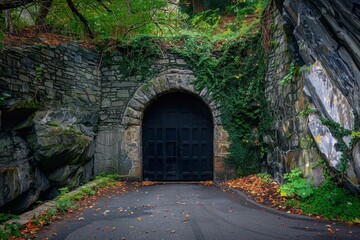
[143,92,213,181]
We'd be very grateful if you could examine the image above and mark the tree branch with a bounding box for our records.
[36,0,53,26]
[66,0,94,39]
[96,0,112,13]
[0,0,34,10]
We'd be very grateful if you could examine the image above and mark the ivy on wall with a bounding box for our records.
[94,0,271,176]
[171,31,270,176]
[96,36,162,80]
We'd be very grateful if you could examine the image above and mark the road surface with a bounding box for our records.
[35,183,360,240]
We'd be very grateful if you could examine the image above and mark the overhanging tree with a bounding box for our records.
[1,0,176,40]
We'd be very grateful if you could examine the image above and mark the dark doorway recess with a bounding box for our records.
[142,92,213,181]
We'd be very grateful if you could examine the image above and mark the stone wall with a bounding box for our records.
[0,44,231,212]
[0,42,101,212]
[0,43,101,113]
[268,0,360,192]
[95,53,231,180]
[264,5,321,184]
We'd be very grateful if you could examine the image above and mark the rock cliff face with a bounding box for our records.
[267,0,360,192]
[0,43,100,213]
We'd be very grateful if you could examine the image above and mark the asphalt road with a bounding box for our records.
[35,183,360,240]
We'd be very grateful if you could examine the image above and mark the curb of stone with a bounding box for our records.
[215,182,318,222]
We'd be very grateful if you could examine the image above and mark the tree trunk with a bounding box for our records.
[36,0,53,26]
[66,0,94,39]
[192,0,206,13]
[127,0,132,14]
[4,9,13,33]
[0,0,34,10]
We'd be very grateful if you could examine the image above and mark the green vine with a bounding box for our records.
[320,117,351,173]
[0,92,11,106]
[171,31,270,175]
[279,61,295,86]
[298,104,317,117]
[96,36,162,82]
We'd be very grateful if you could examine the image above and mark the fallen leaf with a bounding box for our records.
[103,210,111,216]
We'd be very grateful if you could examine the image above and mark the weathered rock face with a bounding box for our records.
[264,5,321,184]
[0,133,50,213]
[26,110,94,188]
[0,42,101,212]
[268,0,360,192]
[0,107,95,213]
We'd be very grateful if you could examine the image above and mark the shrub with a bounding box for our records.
[278,168,314,198]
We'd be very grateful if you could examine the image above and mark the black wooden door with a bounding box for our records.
[143,92,213,181]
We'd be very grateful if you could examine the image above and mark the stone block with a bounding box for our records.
[101,98,111,108]
[19,74,30,82]
[41,48,55,58]
[117,90,130,98]
[112,101,124,107]
[176,59,186,65]
[127,99,145,111]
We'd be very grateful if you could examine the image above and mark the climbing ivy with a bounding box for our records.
[96,36,162,81]
[320,117,352,174]
[170,30,270,176]
[94,1,271,176]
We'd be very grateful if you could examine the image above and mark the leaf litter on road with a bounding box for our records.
[222,175,303,214]
[11,181,155,239]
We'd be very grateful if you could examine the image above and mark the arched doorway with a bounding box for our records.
[142,92,214,181]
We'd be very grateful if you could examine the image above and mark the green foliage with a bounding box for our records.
[0,222,22,239]
[0,92,11,106]
[320,117,351,173]
[47,121,60,127]
[351,130,360,147]
[171,32,270,175]
[299,180,360,222]
[0,213,19,224]
[58,187,69,196]
[299,136,316,150]
[80,186,96,195]
[257,172,272,183]
[279,61,295,86]
[0,213,21,240]
[179,0,266,16]
[190,9,221,32]
[97,35,162,82]
[298,104,317,117]
[284,199,300,208]
[56,199,77,213]
[44,0,169,39]
[278,168,315,198]
[170,1,270,175]
[351,131,360,139]
[34,66,44,83]
[55,174,118,212]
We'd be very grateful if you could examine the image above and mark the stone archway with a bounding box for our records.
[122,69,230,180]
